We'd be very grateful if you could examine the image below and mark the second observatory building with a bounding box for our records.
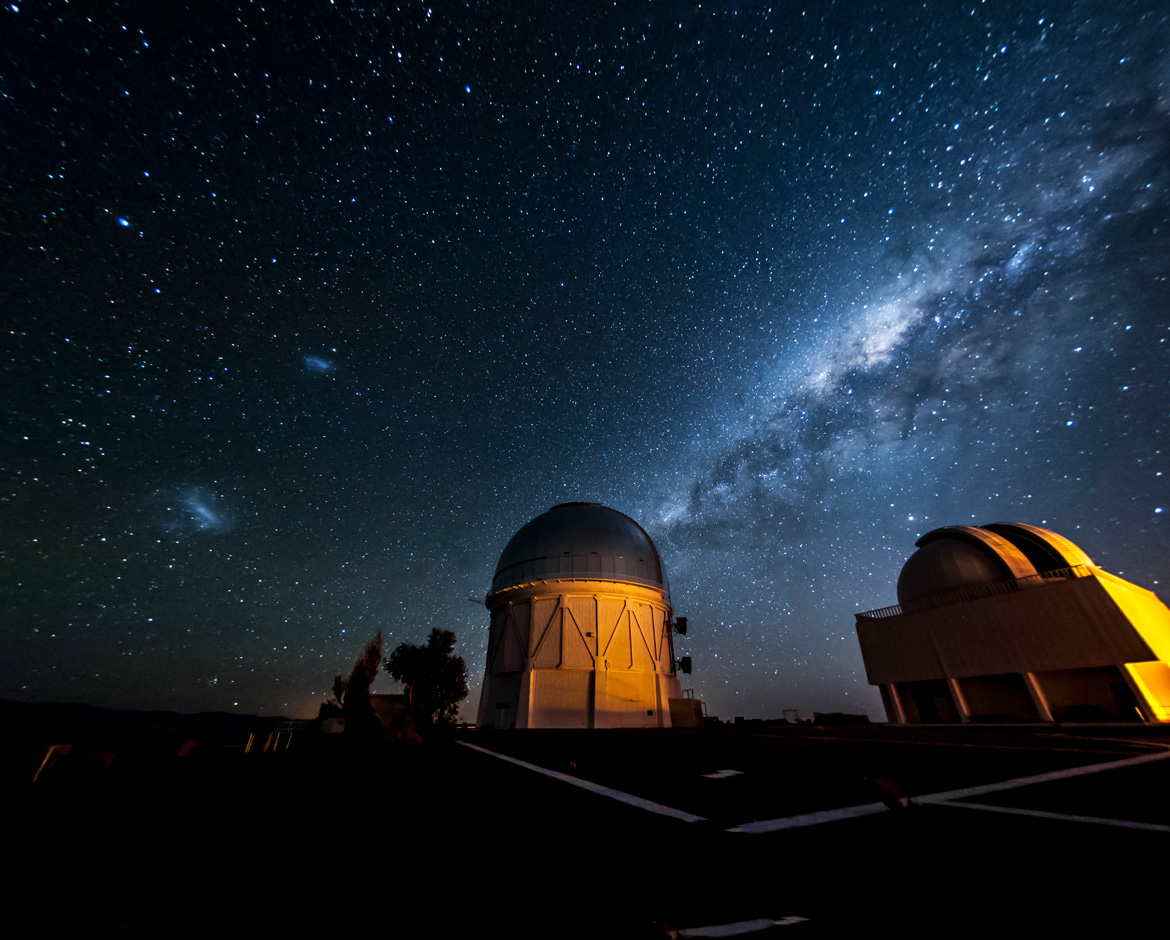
[477,502,683,729]
[855,522,1170,724]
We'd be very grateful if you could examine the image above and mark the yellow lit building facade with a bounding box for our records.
[855,523,1170,724]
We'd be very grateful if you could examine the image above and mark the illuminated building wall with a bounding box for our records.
[855,523,1170,724]
[477,502,682,729]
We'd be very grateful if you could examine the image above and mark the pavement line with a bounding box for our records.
[728,801,890,834]
[728,749,1170,834]
[914,748,1170,805]
[668,916,810,937]
[795,733,1169,755]
[458,741,707,823]
[936,800,1170,832]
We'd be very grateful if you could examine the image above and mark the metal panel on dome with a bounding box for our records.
[983,522,1094,572]
[897,537,1008,610]
[915,525,1039,581]
[490,502,668,594]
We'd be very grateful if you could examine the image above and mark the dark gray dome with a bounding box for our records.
[896,524,1040,611]
[896,538,1007,610]
[490,502,668,596]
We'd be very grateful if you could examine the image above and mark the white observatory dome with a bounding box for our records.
[490,501,668,596]
[478,502,682,729]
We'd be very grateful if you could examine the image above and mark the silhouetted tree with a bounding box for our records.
[385,629,468,729]
[317,632,383,742]
[345,630,382,712]
[316,672,351,721]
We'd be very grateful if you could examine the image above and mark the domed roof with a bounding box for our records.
[896,525,1038,611]
[490,502,668,596]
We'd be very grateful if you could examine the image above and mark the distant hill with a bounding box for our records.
[0,699,299,738]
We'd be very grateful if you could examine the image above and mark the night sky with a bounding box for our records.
[4,1,1169,721]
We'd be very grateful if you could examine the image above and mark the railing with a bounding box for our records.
[855,564,1092,621]
[680,689,707,717]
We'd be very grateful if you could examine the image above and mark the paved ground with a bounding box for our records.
[15,723,1170,936]
[463,724,1170,828]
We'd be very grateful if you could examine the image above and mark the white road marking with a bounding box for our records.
[668,916,810,937]
[703,769,745,779]
[461,739,1170,833]
[789,732,1170,755]
[914,748,1170,805]
[937,800,1170,832]
[729,748,1170,834]
[458,741,707,823]
[728,802,890,834]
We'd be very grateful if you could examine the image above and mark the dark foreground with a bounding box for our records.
[12,715,1170,937]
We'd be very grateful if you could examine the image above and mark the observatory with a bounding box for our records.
[855,523,1170,724]
[477,502,685,729]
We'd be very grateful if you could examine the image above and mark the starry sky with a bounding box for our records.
[4,1,1169,721]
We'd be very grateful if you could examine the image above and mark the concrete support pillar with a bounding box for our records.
[883,683,907,724]
[1124,662,1170,722]
[1023,671,1055,722]
[947,677,972,723]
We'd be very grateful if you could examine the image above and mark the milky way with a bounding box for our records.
[3,2,1168,719]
